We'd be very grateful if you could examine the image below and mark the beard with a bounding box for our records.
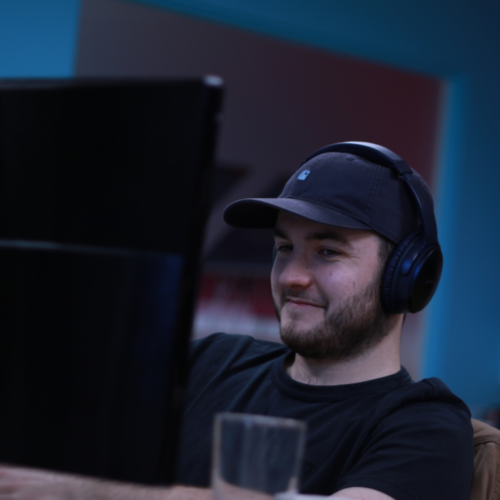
[275,271,395,362]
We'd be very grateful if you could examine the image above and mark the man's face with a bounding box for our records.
[271,211,394,361]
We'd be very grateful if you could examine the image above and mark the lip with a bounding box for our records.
[286,297,324,308]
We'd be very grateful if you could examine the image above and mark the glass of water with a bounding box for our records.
[212,413,307,500]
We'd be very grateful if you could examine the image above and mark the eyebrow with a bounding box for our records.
[274,226,349,245]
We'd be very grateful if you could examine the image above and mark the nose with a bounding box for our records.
[274,250,313,290]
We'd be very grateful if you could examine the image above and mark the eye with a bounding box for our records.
[276,243,293,254]
[319,248,340,258]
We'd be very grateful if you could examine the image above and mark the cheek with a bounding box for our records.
[319,267,345,290]
[317,267,358,303]
[270,265,280,297]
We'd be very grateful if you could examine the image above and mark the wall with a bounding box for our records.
[75,0,441,255]
[0,0,81,77]
[75,0,443,379]
[126,0,500,416]
[2,0,500,414]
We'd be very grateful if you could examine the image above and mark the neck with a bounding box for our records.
[286,315,404,386]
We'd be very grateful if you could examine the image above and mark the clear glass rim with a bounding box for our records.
[214,412,307,431]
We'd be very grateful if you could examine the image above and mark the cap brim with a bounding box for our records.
[223,198,372,231]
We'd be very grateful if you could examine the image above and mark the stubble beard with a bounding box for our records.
[275,271,395,362]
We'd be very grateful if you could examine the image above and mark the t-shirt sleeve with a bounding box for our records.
[336,399,474,500]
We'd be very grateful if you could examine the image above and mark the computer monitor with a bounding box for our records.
[0,78,223,484]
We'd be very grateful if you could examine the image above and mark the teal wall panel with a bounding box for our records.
[0,0,81,77]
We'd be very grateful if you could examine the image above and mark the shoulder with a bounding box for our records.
[190,332,287,356]
[376,376,472,446]
[383,375,470,410]
[188,333,288,372]
[341,377,474,500]
[372,375,471,431]
[183,334,289,416]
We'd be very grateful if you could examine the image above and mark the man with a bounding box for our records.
[0,144,473,500]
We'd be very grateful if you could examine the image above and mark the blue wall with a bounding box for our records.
[129,0,500,414]
[0,0,81,77]
[3,0,500,413]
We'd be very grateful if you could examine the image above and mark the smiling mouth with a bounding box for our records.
[286,297,324,308]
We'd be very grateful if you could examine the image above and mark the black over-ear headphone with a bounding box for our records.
[300,141,443,314]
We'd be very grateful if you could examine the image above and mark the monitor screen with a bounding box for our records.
[0,78,223,485]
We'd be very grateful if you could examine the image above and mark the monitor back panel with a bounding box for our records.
[0,78,223,484]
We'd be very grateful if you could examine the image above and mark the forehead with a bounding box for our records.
[274,210,376,244]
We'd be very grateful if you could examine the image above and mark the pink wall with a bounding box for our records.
[76,0,442,377]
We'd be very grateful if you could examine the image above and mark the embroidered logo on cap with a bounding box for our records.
[297,170,310,181]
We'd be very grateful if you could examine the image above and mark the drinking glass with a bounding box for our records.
[212,413,307,500]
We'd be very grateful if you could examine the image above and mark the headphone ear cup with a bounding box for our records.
[381,229,420,314]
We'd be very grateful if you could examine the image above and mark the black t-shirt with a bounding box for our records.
[176,333,473,500]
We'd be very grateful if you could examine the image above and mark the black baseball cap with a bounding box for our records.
[223,152,429,244]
